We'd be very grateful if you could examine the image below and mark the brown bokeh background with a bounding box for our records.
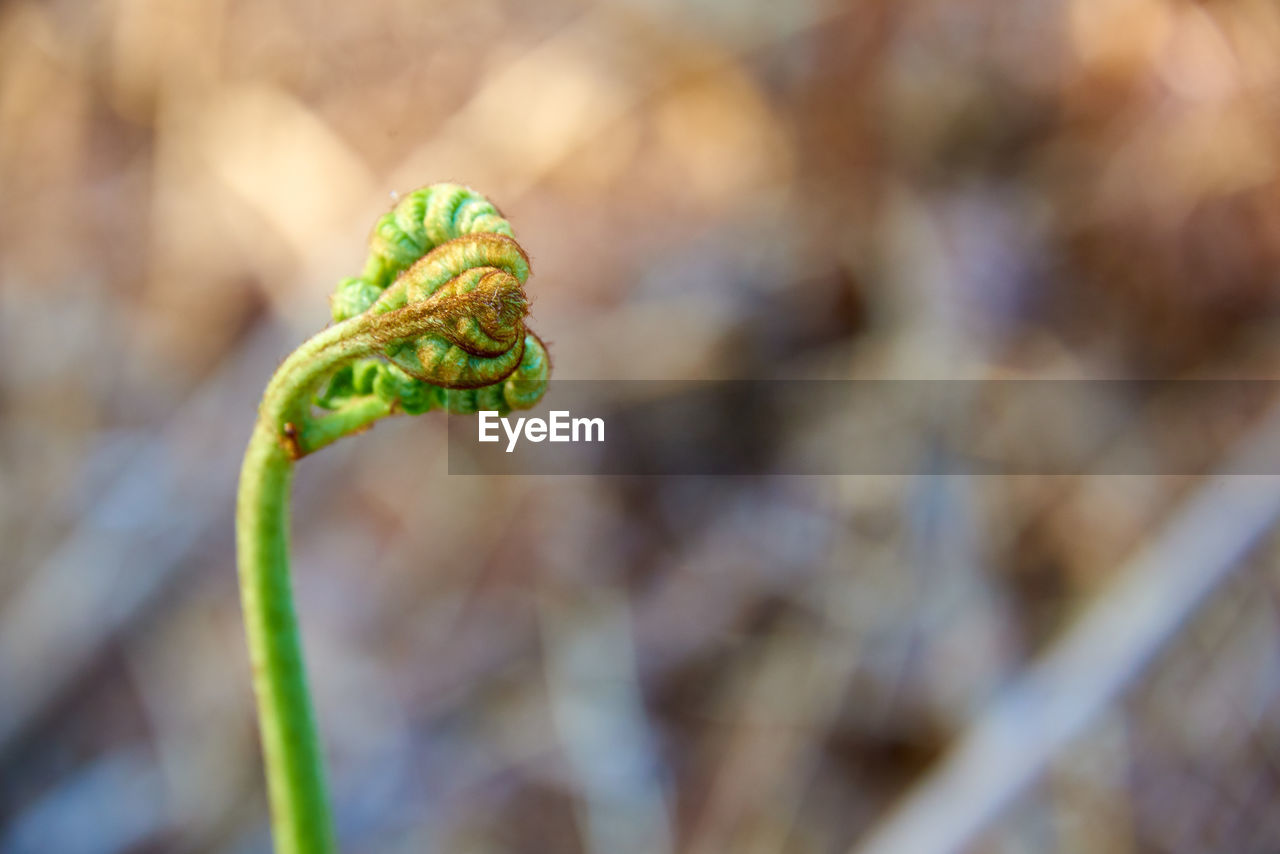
[5,0,1280,852]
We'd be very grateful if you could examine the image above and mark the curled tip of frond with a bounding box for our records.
[319,184,550,416]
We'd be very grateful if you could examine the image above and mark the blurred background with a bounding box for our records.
[5,0,1280,851]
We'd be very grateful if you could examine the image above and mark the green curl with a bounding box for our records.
[320,184,548,417]
[332,183,518,320]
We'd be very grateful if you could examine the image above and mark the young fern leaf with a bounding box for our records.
[236,184,549,854]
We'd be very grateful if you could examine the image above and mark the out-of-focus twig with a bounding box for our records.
[540,588,675,854]
[0,324,295,754]
[853,404,1280,854]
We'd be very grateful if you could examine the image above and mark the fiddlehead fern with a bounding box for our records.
[320,184,550,422]
[236,184,549,853]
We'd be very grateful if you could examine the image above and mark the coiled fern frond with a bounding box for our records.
[236,184,549,853]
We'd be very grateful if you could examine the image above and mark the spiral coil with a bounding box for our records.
[318,184,550,415]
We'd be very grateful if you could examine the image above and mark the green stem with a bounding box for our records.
[235,314,388,854]
[237,422,333,854]
[298,396,395,457]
